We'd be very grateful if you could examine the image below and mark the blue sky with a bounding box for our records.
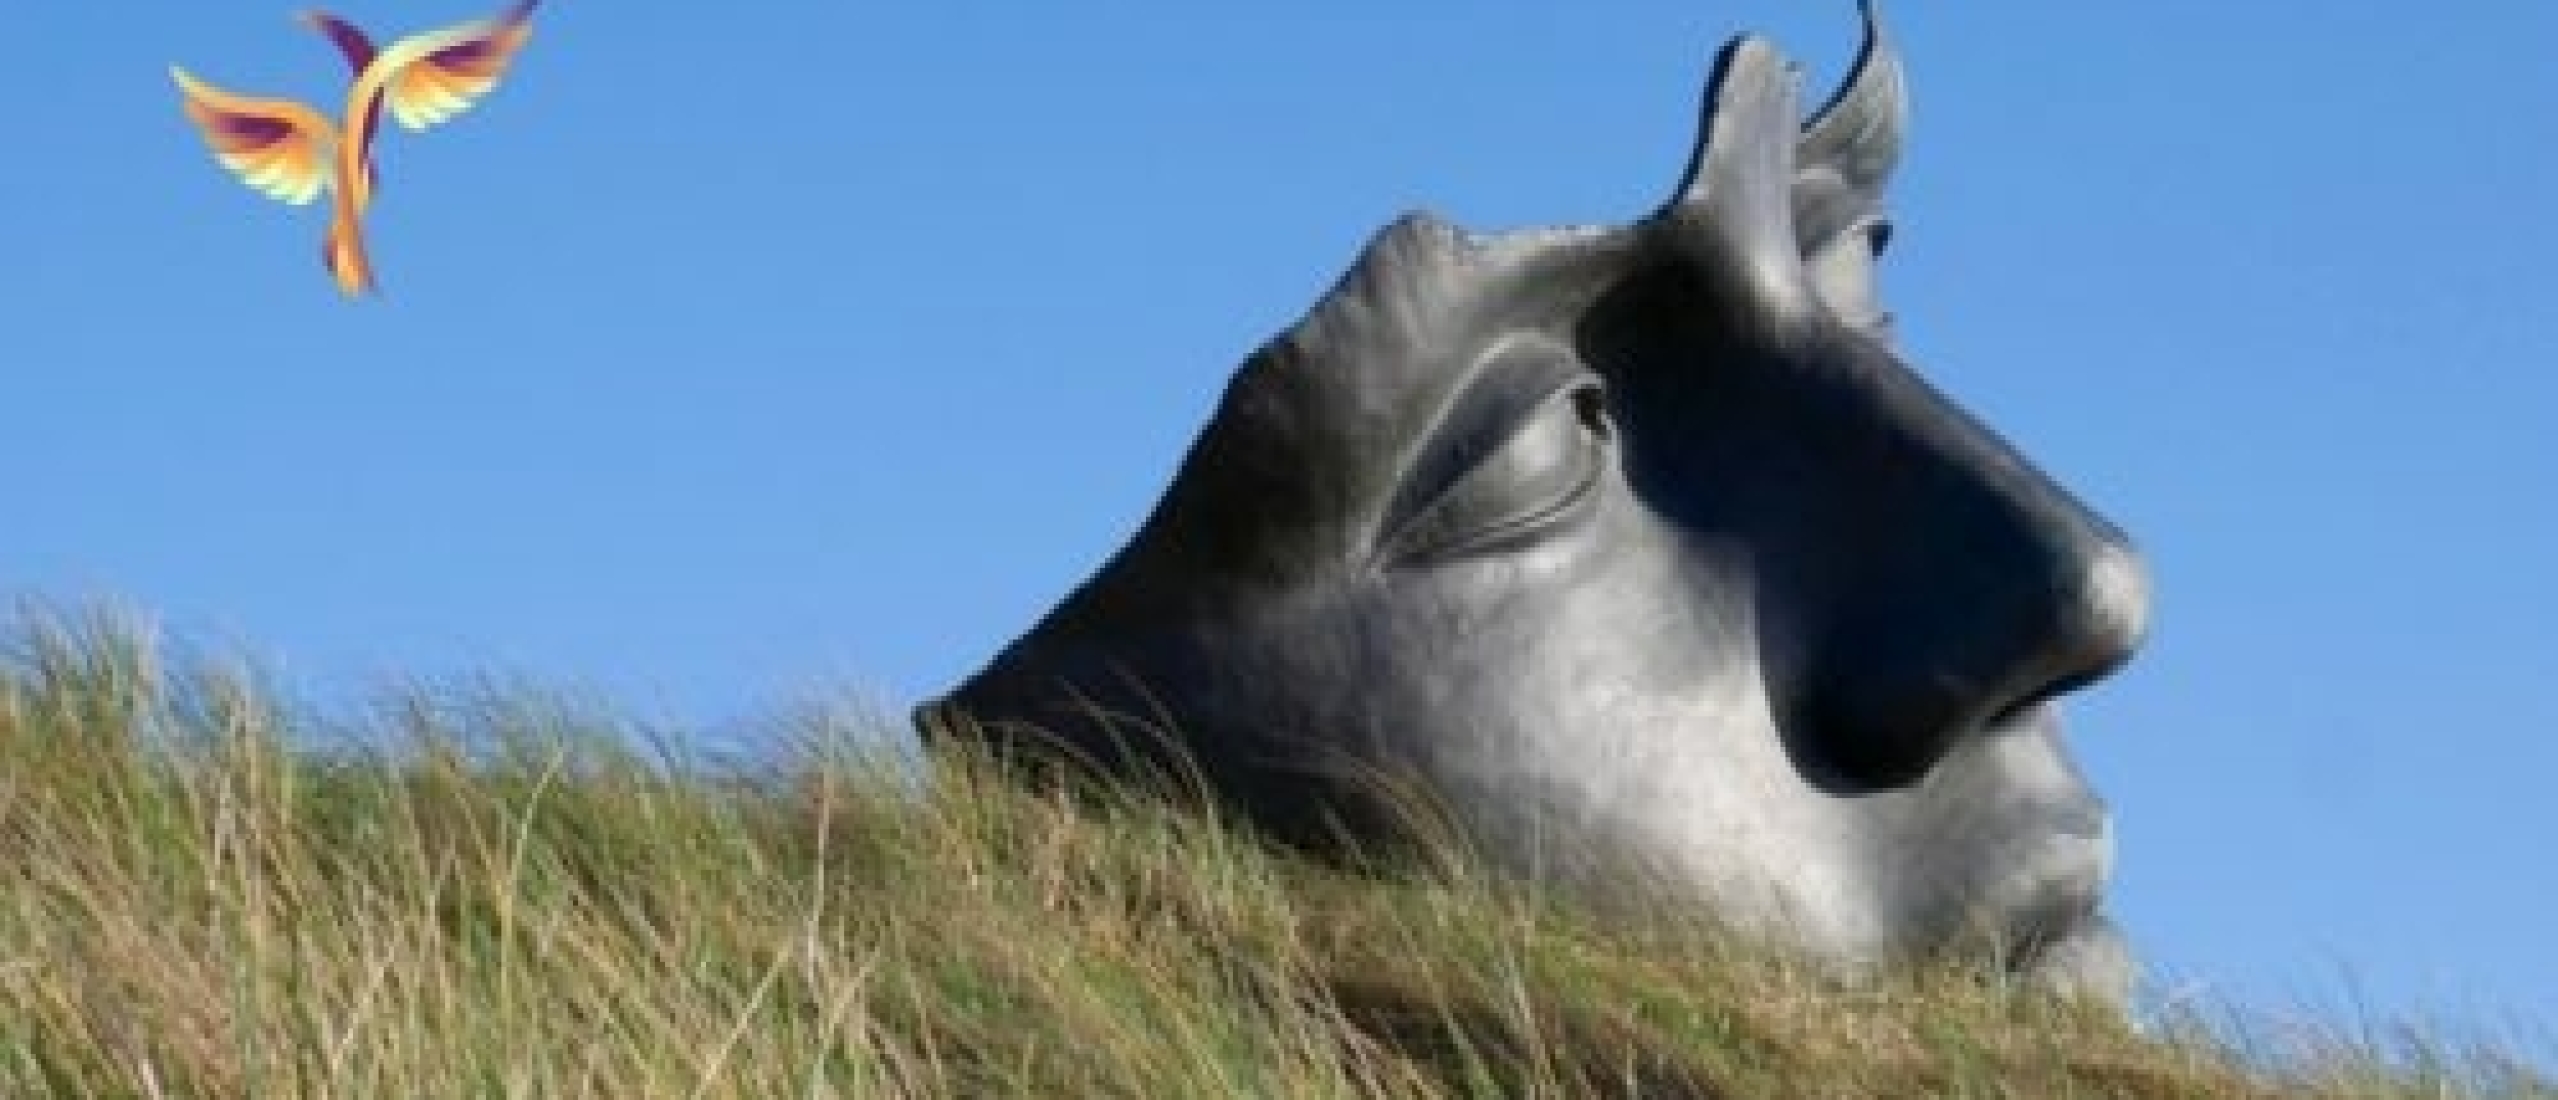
[11,0,2554,1057]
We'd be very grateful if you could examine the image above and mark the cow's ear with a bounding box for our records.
[1658,34,1814,323]
[1800,1,1905,203]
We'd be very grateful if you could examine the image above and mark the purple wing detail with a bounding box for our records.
[302,10,379,71]
[212,113,294,145]
[300,11,386,182]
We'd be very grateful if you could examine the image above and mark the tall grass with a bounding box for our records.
[0,606,2545,1097]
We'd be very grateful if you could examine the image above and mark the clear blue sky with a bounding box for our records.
[10,0,2554,1058]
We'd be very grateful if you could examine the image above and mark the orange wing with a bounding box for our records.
[170,67,337,205]
[374,1,539,133]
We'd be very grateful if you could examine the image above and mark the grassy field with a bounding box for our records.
[0,607,2546,1098]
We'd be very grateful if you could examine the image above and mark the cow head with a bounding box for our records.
[925,4,2150,1000]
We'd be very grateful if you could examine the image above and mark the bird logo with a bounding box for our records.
[172,2,541,297]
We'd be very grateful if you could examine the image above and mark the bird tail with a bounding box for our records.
[322,208,375,296]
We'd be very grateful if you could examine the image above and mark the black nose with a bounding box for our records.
[1800,527,2149,790]
[1780,354,2153,791]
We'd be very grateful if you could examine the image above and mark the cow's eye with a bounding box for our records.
[1381,377,1610,565]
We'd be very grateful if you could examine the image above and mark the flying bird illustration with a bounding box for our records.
[171,2,540,296]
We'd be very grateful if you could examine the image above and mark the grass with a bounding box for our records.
[0,605,2547,1098]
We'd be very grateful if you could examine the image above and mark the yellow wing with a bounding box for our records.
[374,2,538,133]
[170,67,337,205]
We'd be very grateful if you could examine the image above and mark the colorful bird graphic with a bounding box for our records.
[172,2,540,296]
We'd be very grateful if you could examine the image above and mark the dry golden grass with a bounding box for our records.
[0,606,2545,1098]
